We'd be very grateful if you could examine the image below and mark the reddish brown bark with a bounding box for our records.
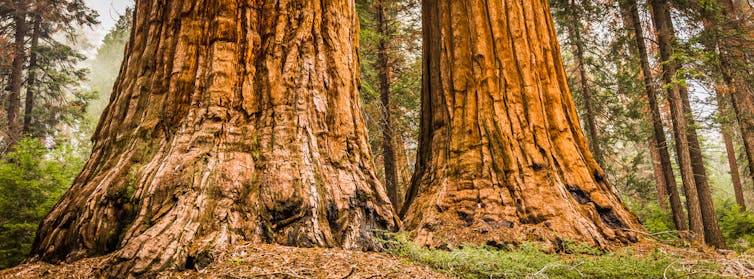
[375,0,401,211]
[619,0,687,230]
[718,0,754,191]
[22,15,39,135]
[6,1,27,145]
[31,1,398,276]
[650,0,724,248]
[401,0,642,249]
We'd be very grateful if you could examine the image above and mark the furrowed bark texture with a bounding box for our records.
[401,0,642,249]
[31,0,398,276]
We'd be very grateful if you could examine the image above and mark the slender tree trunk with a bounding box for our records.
[564,1,603,166]
[689,0,751,216]
[717,90,747,210]
[6,1,27,145]
[649,0,705,244]
[375,0,401,211]
[394,131,411,207]
[31,1,398,276]
[619,0,686,230]
[653,0,724,248]
[717,0,754,190]
[649,139,669,207]
[680,86,725,248]
[23,16,40,135]
[401,0,642,249]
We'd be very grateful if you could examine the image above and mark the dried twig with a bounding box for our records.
[339,266,356,279]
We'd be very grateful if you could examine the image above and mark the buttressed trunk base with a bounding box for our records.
[31,0,398,276]
[401,0,642,249]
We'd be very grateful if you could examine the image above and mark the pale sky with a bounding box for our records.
[83,0,132,49]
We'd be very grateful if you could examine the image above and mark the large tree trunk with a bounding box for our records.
[375,0,401,211]
[6,1,27,145]
[401,0,642,249]
[23,15,39,135]
[31,1,399,276]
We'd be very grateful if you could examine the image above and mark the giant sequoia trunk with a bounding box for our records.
[401,0,642,249]
[31,0,398,276]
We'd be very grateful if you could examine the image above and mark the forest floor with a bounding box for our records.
[0,243,449,279]
[2,238,754,278]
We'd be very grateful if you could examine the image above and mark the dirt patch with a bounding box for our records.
[0,244,449,279]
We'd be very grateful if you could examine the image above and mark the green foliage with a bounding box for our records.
[87,8,132,120]
[0,138,86,269]
[26,40,97,138]
[356,0,421,182]
[384,234,722,279]
[716,200,754,252]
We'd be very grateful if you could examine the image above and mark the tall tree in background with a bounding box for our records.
[557,0,604,165]
[682,0,750,211]
[5,0,27,147]
[0,0,98,146]
[691,0,754,200]
[649,0,724,248]
[717,90,747,210]
[21,0,98,137]
[32,1,398,276]
[618,0,686,231]
[357,0,421,212]
[401,0,642,248]
[375,0,401,210]
[719,0,754,190]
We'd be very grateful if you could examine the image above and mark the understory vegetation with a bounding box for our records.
[385,234,750,278]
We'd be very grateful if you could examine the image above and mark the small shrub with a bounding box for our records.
[716,200,754,251]
[0,138,87,269]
